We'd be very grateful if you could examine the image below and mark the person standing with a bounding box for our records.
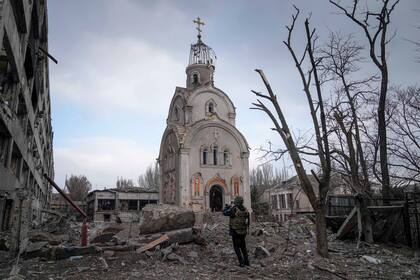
[223,196,250,267]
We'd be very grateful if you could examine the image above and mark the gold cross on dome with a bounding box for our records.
[193,17,205,37]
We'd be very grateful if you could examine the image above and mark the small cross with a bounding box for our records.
[193,17,205,37]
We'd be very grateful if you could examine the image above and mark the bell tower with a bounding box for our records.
[186,17,217,90]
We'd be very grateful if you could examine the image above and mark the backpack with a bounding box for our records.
[230,207,249,235]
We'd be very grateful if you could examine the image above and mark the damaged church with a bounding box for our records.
[158,18,251,212]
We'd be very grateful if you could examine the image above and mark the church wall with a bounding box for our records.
[183,126,250,211]
[190,90,232,125]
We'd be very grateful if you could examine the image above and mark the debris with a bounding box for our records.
[136,234,169,253]
[69,255,83,261]
[103,250,115,257]
[254,245,270,259]
[361,255,382,264]
[166,252,186,263]
[99,257,109,270]
[139,204,195,234]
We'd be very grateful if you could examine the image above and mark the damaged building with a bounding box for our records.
[0,0,54,251]
[86,188,159,223]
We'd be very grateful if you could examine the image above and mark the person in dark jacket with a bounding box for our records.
[223,196,250,267]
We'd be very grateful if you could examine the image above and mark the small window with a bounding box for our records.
[104,214,111,222]
[174,107,179,121]
[208,102,214,113]
[202,149,208,165]
[213,146,218,165]
[223,150,229,165]
[192,73,199,85]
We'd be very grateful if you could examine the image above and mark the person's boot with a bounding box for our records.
[243,251,250,266]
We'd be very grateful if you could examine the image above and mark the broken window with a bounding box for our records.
[271,195,278,210]
[0,119,11,167]
[103,214,111,222]
[1,199,13,231]
[10,143,22,177]
[119,200,128,211]
[279,194,286,209]
[98,199,115,211]
[287,193,293,209]
[128,200,138,211]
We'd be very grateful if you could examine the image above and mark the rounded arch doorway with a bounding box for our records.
[209,185,224,212]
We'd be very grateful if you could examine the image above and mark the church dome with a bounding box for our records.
[188,37,217,67]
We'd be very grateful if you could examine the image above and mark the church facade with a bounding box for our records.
[158,26,250,212]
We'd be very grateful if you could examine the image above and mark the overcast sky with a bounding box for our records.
[47,0,419,189]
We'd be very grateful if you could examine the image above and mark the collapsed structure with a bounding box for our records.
[86,188,159,222]
[158,19,251,212]
[0,0,54,251]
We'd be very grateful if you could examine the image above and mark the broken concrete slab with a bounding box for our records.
[166,228,195,245]
[139,204,195,234]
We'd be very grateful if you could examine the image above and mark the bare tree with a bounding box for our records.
[321,32,376,242]
[251,7,332,257]
[116,177,135,189]
[250,163,289,204]
[65,175,92,201]
[138,163,161,191]
[330,0,401,200]
[388,87,420,184]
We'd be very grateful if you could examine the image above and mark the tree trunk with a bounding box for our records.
[315,205,329,257]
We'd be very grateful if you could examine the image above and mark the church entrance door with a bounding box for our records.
[209,185,223,212]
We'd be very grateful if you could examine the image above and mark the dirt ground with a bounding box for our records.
[1,213,419,280]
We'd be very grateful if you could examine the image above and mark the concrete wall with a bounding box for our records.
[0,0,54,251]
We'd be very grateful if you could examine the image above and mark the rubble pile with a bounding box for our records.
[1,209,419,279]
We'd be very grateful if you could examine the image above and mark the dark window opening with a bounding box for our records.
[213,146,218,165]
[223,151,229,165]
[208,102,214,113]
[0,119,11,167]
[174,107,179,121]
[31,86,38,112]
[192,73,199,85]
[128,200,138,211]
[10,143,22,177]
[24,46,34,80]
[10,0,27,33]
[202,149,208,165]
[1,199,13,231]
[103,214,111,222]
[98,199,115,211]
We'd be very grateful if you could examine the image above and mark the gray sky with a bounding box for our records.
[47,0,420,189]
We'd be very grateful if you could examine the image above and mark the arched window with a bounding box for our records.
[192,73,199,85]
[202,148,208,165]
[213,146,218,165]
[223,150,229,165]
[208,102,214,113]
[174,107,179,121]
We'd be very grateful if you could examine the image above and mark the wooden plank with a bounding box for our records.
[367,205,403,210]
[336,206,358,240]
[136,234,169,253]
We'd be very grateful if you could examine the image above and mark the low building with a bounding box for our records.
[263,174,349,222]
[86,187,159,222]
[49,193,87,220]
